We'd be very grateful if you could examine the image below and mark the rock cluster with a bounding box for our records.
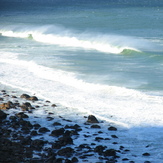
[0,90,152,163]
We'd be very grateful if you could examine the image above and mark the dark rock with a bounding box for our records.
[142,153,150,156]
[52,142,62,149]
[19,119,33,129]
[94,145,106,155]
[0,97,3,101]
[29,96,38,101]
[71,157,78,162]
[16,112,29,118]
[12,95,17,98]
[122,158,129,161]
[9,115,17,122]
[57,136,73,146]
[113,142,118,144]
[91,124,101,128]
[57,147,74,157]
[46,117,54,121]
[65,159,72,163]
[31,139,46,150]
[95,137,104,141]
[20,102,33,111]
[55,158,64,163]
[39,127,50,133]
[20,94,30,100]
[65,124,82,132]
[87,115,99,123]
[0,101,15,110]
[48,112,54,115]
[0,110,7,120]
[111,135,118,138]
[20,136,32,145]
[108,126,117,131]
[51,104,57,107]
[53,122,62,126]
[20,94,38,101]
[50,128,65,137]
[33,123,41,129]
[104,149,117,157]
[30,130,38,136]
[119,146,125,150]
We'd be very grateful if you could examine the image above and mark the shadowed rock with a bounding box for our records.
[50,128,65,137]
[108,126,117,131]
[87,115,99,123]
[0,110,7,120]
[0,101,15,110]
[20,94,38,101]
[57,147,74,157]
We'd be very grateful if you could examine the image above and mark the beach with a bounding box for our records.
[0,88,154,163]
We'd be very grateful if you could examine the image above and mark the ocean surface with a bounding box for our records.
[0,0,163,162]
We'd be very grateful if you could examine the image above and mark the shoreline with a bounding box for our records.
[0,89,152,163]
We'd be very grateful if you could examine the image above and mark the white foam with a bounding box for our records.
[0,25,141,54]
[0,55,163,128]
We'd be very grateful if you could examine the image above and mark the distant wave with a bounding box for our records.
[0,25,142,54]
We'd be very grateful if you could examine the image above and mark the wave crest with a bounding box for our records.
[0,25,141,54]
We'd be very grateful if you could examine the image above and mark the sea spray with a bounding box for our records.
[0,25,142,54]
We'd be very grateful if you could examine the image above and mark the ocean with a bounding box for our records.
[0,0,163,162]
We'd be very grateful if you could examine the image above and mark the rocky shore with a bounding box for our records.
[0,89,151,163]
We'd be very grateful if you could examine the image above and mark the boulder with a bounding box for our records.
[91,125,101,128]
[50,128,65,137]
[33,123,41,129]
[29,96,38,101]
[108,126,117,131]
[38,127,50,133]
[0,101,15,110]
[20,102,33,111]
[57,147,74,157]
[58,136,73,146]
[0,110,7,120]
[71,157,79,162]
[20,94,38,101]
[16,112,29,119]
[142,152,150,156]
[94,145,106,155]
[87,115,99,123]
[30,130,38,136]
[31,139,46,151]
[20,94,30,100]
[51,104,57,107]
[53,122,62,126]
[104,149,117,157]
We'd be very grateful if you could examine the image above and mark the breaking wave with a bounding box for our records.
[0,25,141,54]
